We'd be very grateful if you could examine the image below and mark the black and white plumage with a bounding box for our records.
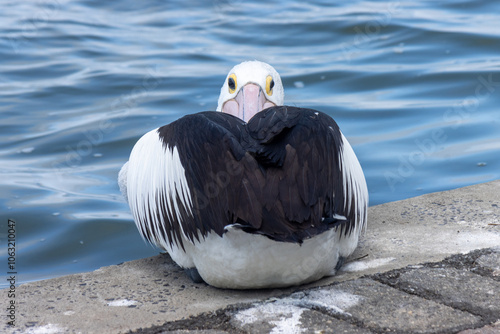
[119,61,368,289]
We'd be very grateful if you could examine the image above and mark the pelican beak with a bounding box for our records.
[222,83,276,122]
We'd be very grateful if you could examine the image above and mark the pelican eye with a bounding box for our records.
[266,75,274,96]
[228,74,237,94]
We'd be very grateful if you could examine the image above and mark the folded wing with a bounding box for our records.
[124,107,368,250]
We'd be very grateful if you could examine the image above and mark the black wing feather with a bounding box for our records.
[156,106,354,247]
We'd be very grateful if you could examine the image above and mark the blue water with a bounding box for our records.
[1,0,499,287]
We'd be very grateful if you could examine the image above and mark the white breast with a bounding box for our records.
[167,225,360,289]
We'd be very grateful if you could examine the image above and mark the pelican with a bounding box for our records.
[118,61,368,289]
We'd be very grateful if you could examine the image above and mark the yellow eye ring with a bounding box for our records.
[266,75,274,96]
[228,73,237,94]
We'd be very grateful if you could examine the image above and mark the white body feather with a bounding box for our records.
[167,226,355,289]
[126,129,194,250]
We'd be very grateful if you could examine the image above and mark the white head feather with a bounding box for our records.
[216,61,284,121]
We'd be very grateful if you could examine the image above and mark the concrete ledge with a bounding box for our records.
[3,180,500,334]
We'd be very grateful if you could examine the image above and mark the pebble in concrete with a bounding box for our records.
[476,251,500,278]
